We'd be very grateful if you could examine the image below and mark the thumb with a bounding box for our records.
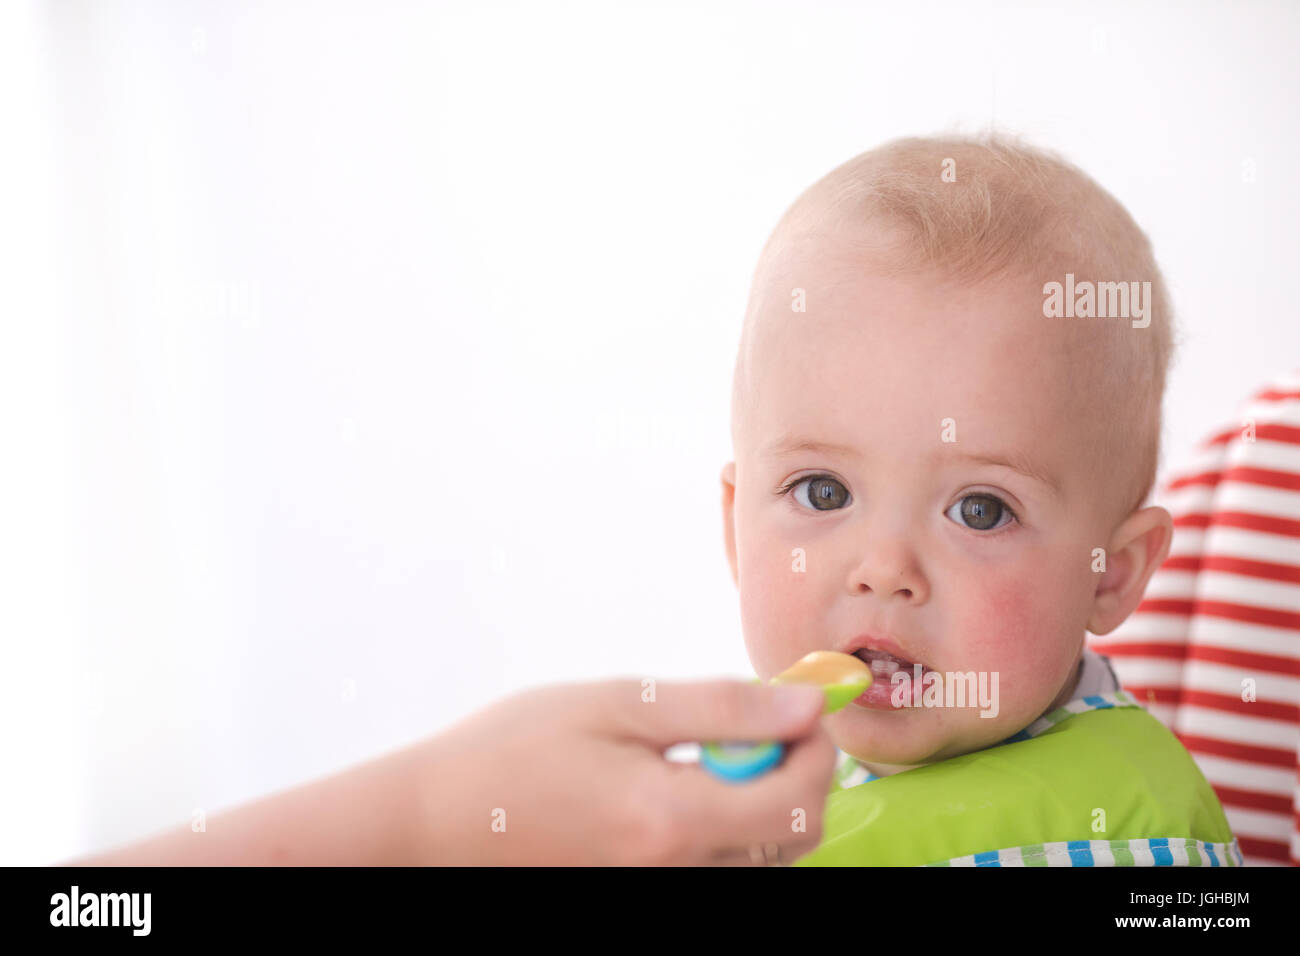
[613,678,826,747]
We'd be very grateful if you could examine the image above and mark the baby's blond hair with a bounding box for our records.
[732,132,1178,520]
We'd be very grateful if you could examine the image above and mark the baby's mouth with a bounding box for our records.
[853,647,934,678]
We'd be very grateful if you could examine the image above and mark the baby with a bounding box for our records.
[720,133,1243,866]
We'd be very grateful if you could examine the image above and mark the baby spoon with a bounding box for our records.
[699,650,873,783]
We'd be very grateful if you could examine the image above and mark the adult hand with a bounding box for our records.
[413,677,837,865]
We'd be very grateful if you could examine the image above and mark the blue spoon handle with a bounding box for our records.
[699,739,785,783]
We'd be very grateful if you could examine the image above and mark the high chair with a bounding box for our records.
[1089,371,1300,865]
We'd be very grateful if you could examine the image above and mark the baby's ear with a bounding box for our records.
[1086,505,1174,635]
[720,462,739,588]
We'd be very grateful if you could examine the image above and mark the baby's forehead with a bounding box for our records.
[745,264,1141,500]
[753,254,1086,379]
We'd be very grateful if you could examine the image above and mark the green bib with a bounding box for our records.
[795,691,1242,866]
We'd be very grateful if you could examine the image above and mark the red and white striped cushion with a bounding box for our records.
[1089,370,1300,866]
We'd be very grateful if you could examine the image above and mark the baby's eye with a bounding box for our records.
[787,475,851,512]
[945,493,1015,531]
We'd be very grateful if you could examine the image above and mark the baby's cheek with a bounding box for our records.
[964,570,1072,703]
[740,541,819,678]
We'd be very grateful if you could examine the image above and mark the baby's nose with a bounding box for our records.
[847,541,928,604]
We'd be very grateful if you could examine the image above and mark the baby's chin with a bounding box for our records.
[827,704,1029,768]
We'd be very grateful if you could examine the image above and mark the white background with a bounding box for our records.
[2,0,1297,864]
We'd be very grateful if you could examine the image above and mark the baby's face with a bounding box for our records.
[723,253,1126,769]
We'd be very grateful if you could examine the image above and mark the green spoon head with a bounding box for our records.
[819,680,870,713]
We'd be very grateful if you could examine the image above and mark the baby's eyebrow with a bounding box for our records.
[763,438,861,459]
[952,450,1062,498]
[763,436,1062,498]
